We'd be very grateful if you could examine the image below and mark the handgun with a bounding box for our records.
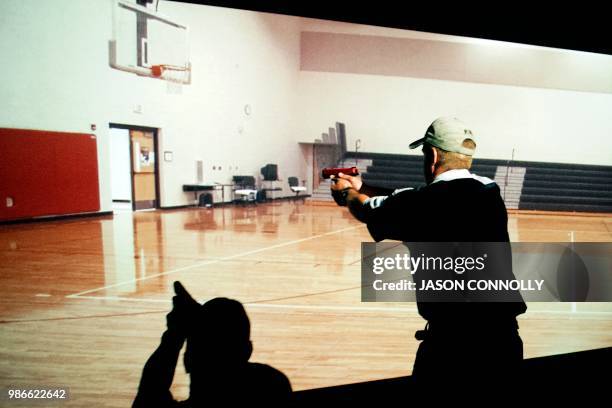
[173,281,199,309]
[321,167,359,179]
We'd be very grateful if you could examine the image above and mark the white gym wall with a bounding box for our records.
[0,0,303,211]
[296,21,612,165]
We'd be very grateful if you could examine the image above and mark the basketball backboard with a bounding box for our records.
[109,0,191,84]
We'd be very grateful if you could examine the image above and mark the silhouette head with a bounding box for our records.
[184,297,253,374]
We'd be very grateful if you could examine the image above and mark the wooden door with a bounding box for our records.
[130,130,157,210]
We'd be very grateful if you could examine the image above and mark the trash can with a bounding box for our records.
[198,193,213,207]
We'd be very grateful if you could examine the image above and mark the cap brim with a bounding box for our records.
[409,138,425,149]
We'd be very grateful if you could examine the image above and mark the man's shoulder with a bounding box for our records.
[373,177,502,207]
[248,362,287,374]
[247,362,292,388]
[426,175,500,193]
[436,172,496,186]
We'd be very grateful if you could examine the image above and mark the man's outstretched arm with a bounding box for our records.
[132,329,184,408]
[133,282,200,408]
[358,183,395,197]
[344,188,372,223]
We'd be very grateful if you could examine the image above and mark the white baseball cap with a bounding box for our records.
[409,117,476,156]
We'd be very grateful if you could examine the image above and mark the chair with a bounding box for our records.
[233,176,258,204]
[288,177,307,199]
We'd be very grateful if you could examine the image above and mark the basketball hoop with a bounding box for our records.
[150,63,191,84]
[150,64,165,77]
[110,0,191,84]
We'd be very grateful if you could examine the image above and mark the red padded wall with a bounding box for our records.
[0,128,100,221]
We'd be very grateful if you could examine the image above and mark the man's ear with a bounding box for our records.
[431,147,443,172]
[431,146,439,166]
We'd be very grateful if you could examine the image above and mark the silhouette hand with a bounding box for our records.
[166,281,200,336]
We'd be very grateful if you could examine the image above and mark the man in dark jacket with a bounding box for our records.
[331,117,526,392]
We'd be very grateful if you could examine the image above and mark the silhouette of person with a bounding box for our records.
[331,117,526,394]
[133,282,292,407]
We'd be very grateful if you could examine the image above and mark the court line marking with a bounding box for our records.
[69,295,612,315]
[66,224,365,298]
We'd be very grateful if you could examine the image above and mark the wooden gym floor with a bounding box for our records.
[1,202,611,406]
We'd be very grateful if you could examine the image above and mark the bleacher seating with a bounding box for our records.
[345,151,612,213]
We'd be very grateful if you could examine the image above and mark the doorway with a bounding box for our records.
[109,127,132,212]
[109,124,160,211]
